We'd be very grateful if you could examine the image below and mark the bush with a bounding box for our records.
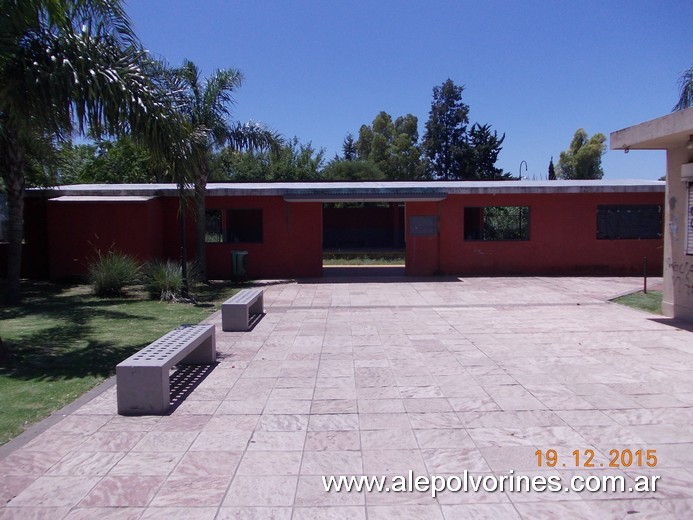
[144,260,200,301]
[88,251,141,297]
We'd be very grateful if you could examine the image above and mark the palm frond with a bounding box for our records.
[674,67,693,112]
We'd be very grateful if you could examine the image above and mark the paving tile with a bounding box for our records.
[79,475,165,507]
[301,450,363,475]
[0,475,34,506]
[304,431,361,451]
[360,429,418,450]
[46,451,124,476]
[216,507,292,519]
[237,451,303,475]
[78,431,145,452]
[0,508,71,519]
[368,505,444,520]
[8,476,100,507]
[248,431,307,451]
[139,507,218,519]
[292,506,366,519]
[441,503,522,519]
[189,429,252,451]
[63,508,145,519]
[171,451,242,477]
[131,431,198,452]
[149,475,231,506]
[0,450,64,476]
[223,475,298,507]
[108,452,182,476]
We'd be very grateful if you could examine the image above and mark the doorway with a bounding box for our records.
[322,202,405,275]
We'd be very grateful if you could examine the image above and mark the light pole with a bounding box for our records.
[519,160,528,180]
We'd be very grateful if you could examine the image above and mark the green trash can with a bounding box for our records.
[231,250,248,281]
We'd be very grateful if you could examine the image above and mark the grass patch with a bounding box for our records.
[0,280,239,445]
[323,255,405,265]
[612,290,663,314]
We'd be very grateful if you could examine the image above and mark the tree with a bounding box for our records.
[322,159,384,181]
[548,157,556,180]
[352,111,425,180]
[464,123,508,180]
[212,137,324,182]
[174,59,280,279]
[422,79,470,180]
[673,66,693,111]
[422,79,507,180]
[56,137,167,184]
[342,133,356,161]
[0,0,188,304]
[556,129,606,180]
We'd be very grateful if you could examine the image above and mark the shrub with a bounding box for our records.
[144,260,200,301]
[88,251,141,297]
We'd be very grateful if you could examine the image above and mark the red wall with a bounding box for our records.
[205,196,322,279]
[4,189,663,282]
[47,198,166,278]
[405,201,441,276]
[405,192,664,276]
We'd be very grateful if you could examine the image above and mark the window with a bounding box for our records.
[205,209,263,243]
[596,205,662,240]
[464,206,530,241]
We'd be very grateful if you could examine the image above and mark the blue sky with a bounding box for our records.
[127,0,691,180]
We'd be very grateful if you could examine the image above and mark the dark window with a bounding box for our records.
[464,206,530,241]
[205,209,223,243]
[596,205,662,240]
[205,209,263,243]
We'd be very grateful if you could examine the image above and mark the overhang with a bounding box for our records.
[48,195,156,202]
[610,107,693,151]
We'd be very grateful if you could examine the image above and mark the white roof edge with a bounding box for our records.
[27,179,665,199]
[49,195,156,202]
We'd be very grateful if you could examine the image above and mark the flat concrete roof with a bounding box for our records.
[29,179,665,201]
[49,196,156,202]
[611,107,693,150]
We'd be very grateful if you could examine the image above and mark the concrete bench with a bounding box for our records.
[221,288,264,331]
[116,324,216,415]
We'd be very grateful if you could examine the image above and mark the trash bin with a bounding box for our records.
[231,250,248,282]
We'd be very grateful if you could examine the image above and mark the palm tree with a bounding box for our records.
[175,59,281,279]
[673,66,693,111]
[0,0,191,304]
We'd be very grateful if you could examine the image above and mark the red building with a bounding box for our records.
[4,180,665,280]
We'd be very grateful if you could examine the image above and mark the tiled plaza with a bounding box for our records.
[1,276,692,519]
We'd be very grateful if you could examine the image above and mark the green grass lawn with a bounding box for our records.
[0,280,238,445]
[323,255,405,265]
[612,290,663,315]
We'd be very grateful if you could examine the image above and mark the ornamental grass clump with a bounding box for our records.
[88,251,141,297]
[144,260,200,302]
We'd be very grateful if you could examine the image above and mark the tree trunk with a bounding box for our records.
[2,137,26,305]
[178,194,189,299]
[194,165,208,280]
